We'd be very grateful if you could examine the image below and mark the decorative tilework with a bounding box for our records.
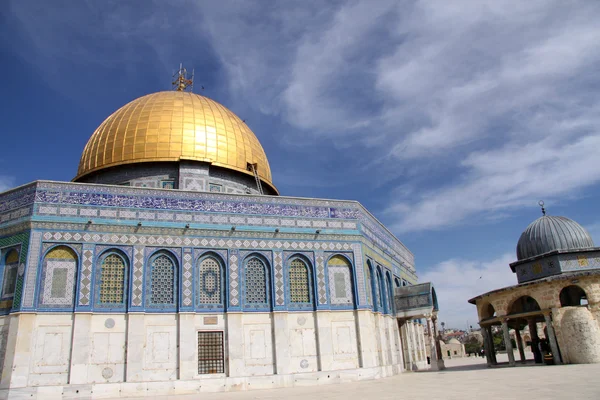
[229,249,239,307]
[315,251,327,305]
[79,247,93,306]
[244,257,268,306]
[365,267,372,306]
[2,262,18,299]
[131,246,144,306]
[352,243,367,305]
[182,249,193,307]
[289,259,310,303]
[149,254,175,305]
[274,251,284,306]
[40,247,77,307]
[23,231,42,308]
[32,180,415,267]
[327,256,354,306]
[99,254,126,304]
[198,257,222,304]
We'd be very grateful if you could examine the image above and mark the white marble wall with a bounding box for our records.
[0,310,404,399]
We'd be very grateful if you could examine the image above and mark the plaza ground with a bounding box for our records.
[116,351,600,400]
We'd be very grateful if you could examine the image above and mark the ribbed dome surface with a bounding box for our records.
[516,215,594,260]
[75,91,277,194]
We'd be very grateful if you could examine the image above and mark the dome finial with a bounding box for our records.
[172,63,194,92]
[538,200,546,216]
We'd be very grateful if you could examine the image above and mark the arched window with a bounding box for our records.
[376,268,387,313]
[198,256,223,305]
[98,252,127,305]
[481,302,496,320]
[327,255,355,306]
[1,249,19,300]
[394,277,401,288]
[148,252,177,307]
[508,295,540,315]
[289,258,312,305]
[560,285,588,307]
[40,246,78,308]
[366,264,373,306]
[386,272,394,313]
[244,257,269,307]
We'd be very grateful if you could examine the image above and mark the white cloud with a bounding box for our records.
[195,0,600,232]
[419,252,516,329]
[8,0,600,233]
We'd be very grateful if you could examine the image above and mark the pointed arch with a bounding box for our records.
[376,266,387,313]
[288,255,314,309]
[385,271,394,314]
[39,245,78,308]
[1,249,19,300]
[95,249,129,308]
[327,254,355,307]
[146,250,178,308]
[243,254,271,310]
[197,252,225,308]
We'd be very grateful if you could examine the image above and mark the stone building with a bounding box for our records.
[469,207,600,367]
[0,75,440,398]
[439,339,466,359]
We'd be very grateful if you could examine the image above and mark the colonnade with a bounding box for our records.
[480,310,561,367]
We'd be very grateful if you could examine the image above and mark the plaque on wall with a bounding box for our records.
[204,316,218,325]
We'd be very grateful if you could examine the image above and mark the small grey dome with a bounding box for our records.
[516,215,594,260]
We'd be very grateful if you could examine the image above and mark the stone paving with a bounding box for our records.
[120,353,600,400]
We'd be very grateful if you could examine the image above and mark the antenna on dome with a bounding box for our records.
[172,63,194,92]
[538,200,546,216]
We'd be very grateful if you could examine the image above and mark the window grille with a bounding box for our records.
[289,259,310,303]
[151,254,174,304]
[198,257,221,304]
[99,254,126,304]
[245,258,267,304]
[197,331,224,374]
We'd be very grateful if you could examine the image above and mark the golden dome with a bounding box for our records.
[75,91,277,193]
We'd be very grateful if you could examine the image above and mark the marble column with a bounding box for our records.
[486,326,497,364]
[425,318,436,370]
[543,313,562,365]
[501,319,516,366]
[431,317,445,370]
[514,327,526,363]
[403,322,413,370]
[480,324,493,367]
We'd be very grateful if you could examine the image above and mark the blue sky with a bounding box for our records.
[2,0,600,328]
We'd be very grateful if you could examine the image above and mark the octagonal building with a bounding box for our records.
[0,81,437,398]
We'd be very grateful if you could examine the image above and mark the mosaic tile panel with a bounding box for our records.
[23,231,42,308]
[32,182,416,264]
[328,262,354,306]
[274,251,284,306]
[41,258,77,307]
[229,250,239,307]
[1,263,18,299]
[78,246,94,306]
[365,267,372,306]
[352,243,367,305]
[149,254,175,305]
[99,254,126,304]
[315,252,327,305]
[131,246,144,306]
[289,259,310,303]
[244,258,267,305]
[198,257,222,304]
[182,249,193,307]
